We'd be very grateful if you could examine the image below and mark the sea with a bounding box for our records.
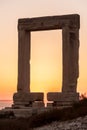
[0,100,52,109]
[0,100,13,110]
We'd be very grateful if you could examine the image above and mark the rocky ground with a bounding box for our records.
[34,115,87,130]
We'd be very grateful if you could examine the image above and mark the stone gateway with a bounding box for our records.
[13,14,80,108]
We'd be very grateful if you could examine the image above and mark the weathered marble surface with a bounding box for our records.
[13,92,44,106]
[47,92,79,102]
[18,14,80,31]
[13,14,80,108]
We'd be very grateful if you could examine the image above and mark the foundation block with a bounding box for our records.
[32,101,44,108]
[47,92,79,102]
[13,92,44,106]
[47,92,79,107]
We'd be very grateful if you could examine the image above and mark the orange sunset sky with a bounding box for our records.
[0,0,87,100]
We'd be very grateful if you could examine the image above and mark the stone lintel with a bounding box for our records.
[13,92,44,104]
[18,14,80,31]
[47,92,79,102]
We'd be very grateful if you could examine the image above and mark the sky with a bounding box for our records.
[0,0,87,100]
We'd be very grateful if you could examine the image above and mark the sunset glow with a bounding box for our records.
[31,30,62,93]
[0,0,87,100]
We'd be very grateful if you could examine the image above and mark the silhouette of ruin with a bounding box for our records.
[13,14,80,108]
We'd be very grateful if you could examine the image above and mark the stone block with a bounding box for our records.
[18,14,80,31]
[13,109,33,118]
[32,101,44,108]
[13,92,44,106]
[53,101,73,107]
[47,103,53,107]
[47,92,79,102]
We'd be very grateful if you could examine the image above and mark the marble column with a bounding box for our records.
[62,25,70,92]
[68,29,79,92]
[17,29,30,92]
[62,26,79,92]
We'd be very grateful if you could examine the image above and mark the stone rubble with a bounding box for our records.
[34,115,87,130]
